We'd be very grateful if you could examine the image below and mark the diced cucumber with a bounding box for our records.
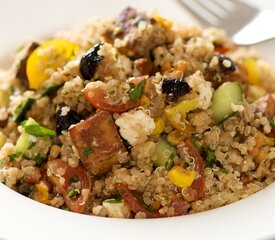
[15,118,38,154]
[153,137,177,169]
[0,88,11,108]
[15,131,31,153]
[13,98,35,124]
[212,82,243,123]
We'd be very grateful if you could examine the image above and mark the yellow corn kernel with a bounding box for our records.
[35,182,49,204]
[152,118,165,135]
[140,94,151,106]
[244,58,260,85]
[0,131,6,149]
[164,98,199,130]
[247,85,266,102]
[27,39,79,89]
[168,166,196,188]
[259,132,274,146]
[174,60,188,74]
[154,16,173,29]
[167,130,184,145]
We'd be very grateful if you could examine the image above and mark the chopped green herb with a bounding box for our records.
[40,84,63,97]
[24,125,56,137]
[192,133,202,141]
[206,148,216,168]
[8,151,23,160]
[27,141,36,150]
[70,175,79,183]
[16,43,26,52]
[219,167,229,174]
[67,188,80,198]
[61,206,69,211]
[144,204,155,213]
[34,154,45,166]
[269,119,275,128]
[105,198,122,204]
[13,98,35,124]
[0,159,3,167]
[83,147,93,158]
[129,79,146,103]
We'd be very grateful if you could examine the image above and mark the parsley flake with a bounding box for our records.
[206,148,216,168]
[8,151,23,160]
[129,79,146,103]
[67,188,80,198]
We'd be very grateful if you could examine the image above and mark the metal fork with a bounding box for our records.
[176,0,275,45]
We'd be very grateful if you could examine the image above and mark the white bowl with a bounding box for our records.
[0,1,275,240]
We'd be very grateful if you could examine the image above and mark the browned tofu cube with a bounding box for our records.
[69,111,126,176]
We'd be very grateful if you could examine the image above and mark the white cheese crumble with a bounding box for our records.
[103,200,130,218]
[187,71,213,110]
[115,109,155,146]
[60,106,70,116]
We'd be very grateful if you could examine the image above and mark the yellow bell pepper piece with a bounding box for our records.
[167,130,185,145]
[152,118,165,135]
[168,166,196,188]
[0,131,6,149]
[35,182,49,204]
[27,39,79,89]
[244,58,260,85]
[140,94,151,106]
[154,16,173,29]
[259,131,274,146]
[164,98,199,130]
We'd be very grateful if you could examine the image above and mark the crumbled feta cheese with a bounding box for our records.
[103,200,130,218]
[92,205,104,216]
[115,109,155,146]
[60,106,70,116]
[187,71,213,110]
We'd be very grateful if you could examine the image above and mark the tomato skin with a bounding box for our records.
[82,85,137,113]
[47,159,91,213]
[116,184,188,218]
[183,139,205,202]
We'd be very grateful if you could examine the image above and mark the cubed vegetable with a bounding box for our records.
[0,131,6,149]
[211,82,243,123]
[164,98,199,130]
[69,111,126,176]
[26,39,79,89]
[34,182,49,204]
[168,166,196,188]
[0,88,11,108]
[153,137,177,169]
[244,58,260,85]
[151,118,165,135]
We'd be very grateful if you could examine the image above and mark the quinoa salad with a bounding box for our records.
[0,7,275,218]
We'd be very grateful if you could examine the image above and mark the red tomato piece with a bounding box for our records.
[183,139,205,202]
[116,183,188,218]
[82,84,137,113]
[47,159,92,213]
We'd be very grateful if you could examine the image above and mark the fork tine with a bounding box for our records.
[211,0,235,12]
[196,0,228,19]
[176,0,219,26]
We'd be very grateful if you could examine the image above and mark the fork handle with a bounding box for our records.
[233,10,275,45]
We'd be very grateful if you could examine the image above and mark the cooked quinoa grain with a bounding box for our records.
[0,7,275,218]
